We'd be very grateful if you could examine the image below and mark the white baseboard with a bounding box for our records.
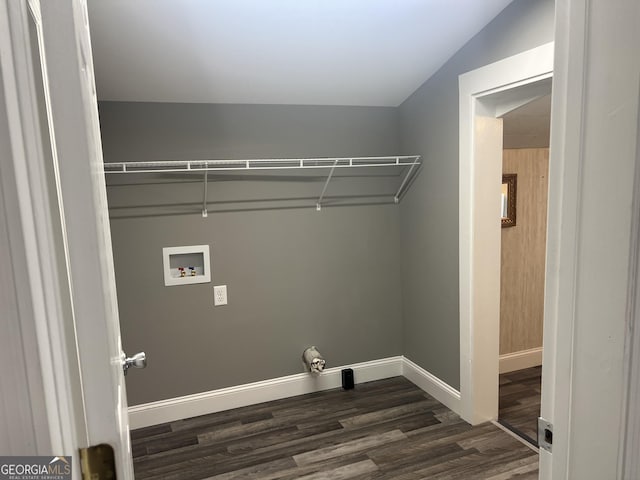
[128,356,466,430]
[128,356,403,429]
[401,357,461,414]
[499,347,543,374]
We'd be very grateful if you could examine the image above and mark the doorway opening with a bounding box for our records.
[458,42,553,426]
[497,94,551,447]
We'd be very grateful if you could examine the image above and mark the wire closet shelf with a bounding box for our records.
[103,155,422,217]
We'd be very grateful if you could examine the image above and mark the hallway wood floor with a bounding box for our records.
[131,377,538,480]
[498,366,542,447]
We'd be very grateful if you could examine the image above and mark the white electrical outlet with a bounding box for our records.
[214,285,228,306]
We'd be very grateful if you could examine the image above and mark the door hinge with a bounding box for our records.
[538,417,553,452]
[79,443,116,479]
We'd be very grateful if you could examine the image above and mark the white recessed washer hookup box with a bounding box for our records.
[162,245,211,286]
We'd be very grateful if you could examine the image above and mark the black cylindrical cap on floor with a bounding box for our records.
[342,368,354,390]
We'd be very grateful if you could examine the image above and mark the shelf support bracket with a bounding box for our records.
[316,159,340,211]
[394,160,418,203]
[202,168,208,218]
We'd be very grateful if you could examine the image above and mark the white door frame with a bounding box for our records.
[621,129,640,479]
[541,0,640,478]
[1,0,135,477]
[0,0,87,457]
[37,1,135,477]
[458,42,554,425]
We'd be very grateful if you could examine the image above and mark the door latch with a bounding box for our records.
[538,417,553,452]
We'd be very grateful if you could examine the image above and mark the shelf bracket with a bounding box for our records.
[394,161,418,203]
[316,159,340,211]
[202,168,208,218]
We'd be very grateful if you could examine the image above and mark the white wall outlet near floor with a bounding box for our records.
[214,285,228,306]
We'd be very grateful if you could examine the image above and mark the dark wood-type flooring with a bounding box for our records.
[131,376,538,479]
[498,367,542,447]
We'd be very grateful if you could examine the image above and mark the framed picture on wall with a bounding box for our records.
[501,174,517,227]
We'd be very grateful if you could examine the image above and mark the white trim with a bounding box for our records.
[621,148,640,478]
[499,348,543,374]
[458,42,554,425]
[128,356,465,430]
[38,2,135,477]
[620,38,640,480]
[0,0,87,455]
[401,357,461,414]
[542,0,640,476]
[539,6,587,478]
[622,177,640,478]
[129,357,403,429]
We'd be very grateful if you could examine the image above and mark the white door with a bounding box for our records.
[1,0,135,477]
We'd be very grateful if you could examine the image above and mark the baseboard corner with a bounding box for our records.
[401,356,462,416]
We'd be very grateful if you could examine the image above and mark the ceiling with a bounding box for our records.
[503,94,552,148]
[87,0,514,107]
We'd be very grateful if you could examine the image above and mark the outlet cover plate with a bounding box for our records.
[214,285,228,306]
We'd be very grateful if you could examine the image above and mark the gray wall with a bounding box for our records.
[102,0,556,403]
[100,103,404,405]
[99,103,400,161]
[398,0,555,389]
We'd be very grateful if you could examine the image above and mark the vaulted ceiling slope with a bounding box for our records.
[88,0,514,107]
